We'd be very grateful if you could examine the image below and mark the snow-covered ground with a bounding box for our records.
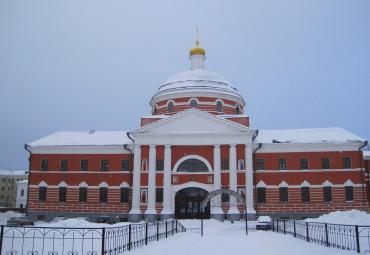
[1,210,369,254]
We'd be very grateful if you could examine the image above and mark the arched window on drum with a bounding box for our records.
[216,101,223,113]
[190,99,198,109]
[168,101,174,113]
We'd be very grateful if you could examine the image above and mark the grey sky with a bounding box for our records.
[1,0,369,170]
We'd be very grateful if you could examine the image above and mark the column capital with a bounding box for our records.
[229,144,237,148]
[149,144,157,149]
[213,144,221,149]
[164,144,172,149]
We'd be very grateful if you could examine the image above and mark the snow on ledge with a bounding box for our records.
[254,127,365,144]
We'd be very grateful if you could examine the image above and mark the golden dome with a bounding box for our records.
[189,40,206,56]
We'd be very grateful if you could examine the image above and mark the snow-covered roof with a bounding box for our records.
[0,170,28,176]
[17,180,28,184]
[254,127,365,144]
[28,131,133,147]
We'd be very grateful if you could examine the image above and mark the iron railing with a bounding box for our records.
[0,220,186,255]
[273,219,370,253]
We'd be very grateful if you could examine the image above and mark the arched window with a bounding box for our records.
[216,101,223,113]
[177,159,208,172]
[235,105,240,114]
[190,99,198,109]
[168,101,174,113]
[153,106,157,115]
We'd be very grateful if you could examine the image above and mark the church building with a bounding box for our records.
[25,39,369,222]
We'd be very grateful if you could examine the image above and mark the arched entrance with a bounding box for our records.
[175,187,210,219]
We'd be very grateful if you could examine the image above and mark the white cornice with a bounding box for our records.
[29,145,131,155]
[254,142,363,153]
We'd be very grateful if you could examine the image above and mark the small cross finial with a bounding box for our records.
[196,26,199,41]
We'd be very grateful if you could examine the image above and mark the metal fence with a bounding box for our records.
[273,219,370,253]
[0,220,186,255]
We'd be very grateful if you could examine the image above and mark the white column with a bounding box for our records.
[213,145,221,190]
[229,144,239,213]
[245,144,256,213]
[212,144,223,214]
[162,145,172,214]
[130,144,141,214]
[146,145,156,214]
[229,144,237,192]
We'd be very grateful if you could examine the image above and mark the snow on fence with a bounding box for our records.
[0,220,186,255]
[272,219,370,253]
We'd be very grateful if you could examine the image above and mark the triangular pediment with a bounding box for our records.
[133,109,254,134]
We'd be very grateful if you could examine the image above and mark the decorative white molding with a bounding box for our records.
[99,182,108,188]
[300,180,310,187]
[79,181,88,187]
[120,182,129,188]
[279,181,288,187]
[58,181,68,187]
[323,180,333,186]
[173,155,213,172]
[344,180,354,186]
[256,180,266,188]
[39,181,47,187]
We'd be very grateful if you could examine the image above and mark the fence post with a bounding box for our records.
[166,221,168,238]
[145,222,148,245]
[172,220,174,235]
[293,221,296,238]
[324,223,329,247]
[306,222,310,242]
[128,224,132,251]
[157,221,159,241]
[276,219,279,233]
[283,220,286,234]
[101,227,105,255]
[176,220,178,234]
[355,225,360,253]
[0,225,4,255]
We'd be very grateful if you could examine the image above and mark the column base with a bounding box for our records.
[227,213,241,221]
[211,213,224,222]
[144,213,158,222]
[128,213,142,222]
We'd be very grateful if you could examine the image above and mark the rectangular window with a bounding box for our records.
[156,188,163,203]
[39,187,47,202]
[156,159,164,171]
[99,187,108,203]
[2,178,5,182]
[301,187,310,203]
[323,186,332,202]
[300,158,308,170]
[1,187,4,191]
[79,187,87,203]
[279,187,288,203]
[81,160,88,171]
[278,158,287,170]
[221,159,229,170]
[257,159,265,170]
[345,186,354,201]
[120,187,129,203]
[59,187,67,202]
[61,159,68,171]
[322,157,330,169]
[101,160,109,172]
[257,187,266,203]
[122,159,130,171]
[41,159,48,171]
[343,157,352,169]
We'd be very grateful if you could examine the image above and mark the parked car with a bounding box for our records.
[256,216,272,230]
[96,216,115,224]
[7,216,34,226]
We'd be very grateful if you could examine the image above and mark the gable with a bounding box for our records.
[133,109,253,134]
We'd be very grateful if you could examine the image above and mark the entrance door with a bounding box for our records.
[175,187,210,219]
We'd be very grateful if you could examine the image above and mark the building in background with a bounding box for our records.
[25,40,369,222]
[16,180,28,209]
[0,170,28,208]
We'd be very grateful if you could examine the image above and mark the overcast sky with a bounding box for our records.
[1,0,369,170]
